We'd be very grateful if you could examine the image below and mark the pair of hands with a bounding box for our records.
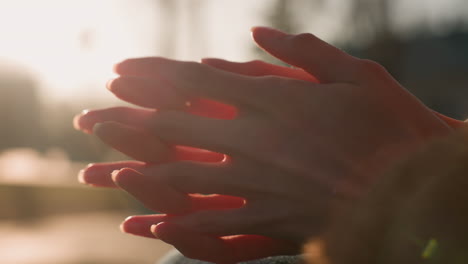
[74,27,460,263]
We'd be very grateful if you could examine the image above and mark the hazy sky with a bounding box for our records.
[0,0,466,103]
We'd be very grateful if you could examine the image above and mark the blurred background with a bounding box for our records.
[0,0,467,263]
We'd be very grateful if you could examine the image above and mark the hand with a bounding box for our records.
[307,125,468,264]
[113,26,453,240]
[75,26,458,262]
[122,214,297,264]
[74,57,314,262]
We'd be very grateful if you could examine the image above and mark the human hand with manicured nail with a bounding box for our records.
[74,26,460,263]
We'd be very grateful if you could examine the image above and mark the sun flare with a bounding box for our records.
[0,0,158,101]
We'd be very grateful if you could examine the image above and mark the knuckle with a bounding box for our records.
[255,76,311,112]
[181,212,215,230]
[217,142,238,157]
[159,161,194,183]
[356,59,388,77]
[179,60,200,71]
[191,212,241,234]
[208,122,240,154]
[172,61,203,83]
[237,119,281,153]
[257,75,291,89]
[181,61,211,77]
[144,111,180,130]
[291,33,316,47]
[155,110,183,121]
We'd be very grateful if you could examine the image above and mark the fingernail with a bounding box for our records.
[120,216,147,236]
[77,169,86,184]
[119,215,135,233]
[150,223,164,239]
[77,164,97,184]
[113,59,128,74]
[111,169,121,182]
[73,110,91,132]
[72,114,82,131]
[106,78,115,91]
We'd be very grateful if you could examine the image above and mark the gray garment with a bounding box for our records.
[159,249,303,264]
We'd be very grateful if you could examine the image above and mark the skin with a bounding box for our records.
[74,27,462,263]
[306,125,468,264]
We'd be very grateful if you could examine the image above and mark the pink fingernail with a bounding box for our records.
[72,115,82,131]
[77,164,98,184]
[150,223,163,239]
[106,78,115,91]
[72,110,91,133]
[111,169,121,182]
[77,169,86,184]
[120,216,136,234]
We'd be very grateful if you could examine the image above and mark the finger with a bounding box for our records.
[112,168,192,214]
[251,26,360,83]
[145,111,237,155]
[93,121,170,163]
[123,161,251,198]
[188,194,245,212]
[114,57,259,107]
[201,58,318,82]
[121,214,168,238]
[153,222,235,264]
[75,103,236,134]
[73,106,235,157]
[78,148,224,187]
[145,110,318,176]
[121,195,245,237]
[432,110,465,129]
[152,222,297,263]
[73,107,156,134]
[172,145,225,162]
[114,168,246,214]
[189,97,238,120]
[74,104,236,150]
[107,76,187,109]
[78,161,145,187]
[171,207,260,237]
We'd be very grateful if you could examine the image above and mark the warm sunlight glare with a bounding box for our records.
[0,0,157,101]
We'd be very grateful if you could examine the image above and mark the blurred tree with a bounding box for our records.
[0,65,44,151]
